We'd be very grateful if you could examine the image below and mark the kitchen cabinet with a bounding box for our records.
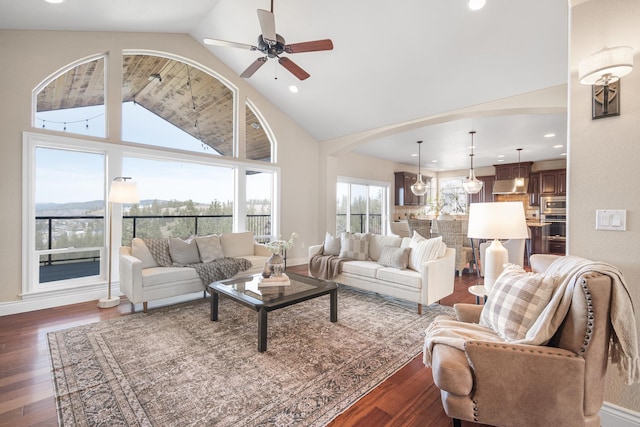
[494,162,533,180]
[468,175,495,204]
[394,171,425,206]
[528,173,540,206]
[528,223,549,255]
[539,169,566,195]
[548,239,566,254]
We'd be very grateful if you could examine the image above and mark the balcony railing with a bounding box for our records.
[336,213,383,234]
[36,214,271,283]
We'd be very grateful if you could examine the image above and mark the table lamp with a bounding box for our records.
[467,202,529,292]
[98,177,140,309]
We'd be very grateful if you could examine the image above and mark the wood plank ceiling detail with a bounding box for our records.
[36,55,271,162]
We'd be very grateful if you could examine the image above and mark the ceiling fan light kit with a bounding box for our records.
[204,2,333,81]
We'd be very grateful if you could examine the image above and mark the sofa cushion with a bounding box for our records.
[339,232,370,261]
[131,237,159,269]
[368,234,402,261]
[340,260,381,279]
[480,264,557,341]
[377,245,410,270]
[323,232,341,256]
[375,267,422,289]
[195,234,224,263]
[169,237,201,266]
[141,266,200,287]
[140,238,173,267]
[408,234,447,272]
[220,231,254,258]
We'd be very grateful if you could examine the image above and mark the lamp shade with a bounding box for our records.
[467,202,529,240]
[109,179,140,204]
[579,46,634,85]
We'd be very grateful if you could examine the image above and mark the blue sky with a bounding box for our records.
[35,104,271,204]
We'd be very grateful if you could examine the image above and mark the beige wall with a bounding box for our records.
[0,30,319,304]
[569,0,640,411]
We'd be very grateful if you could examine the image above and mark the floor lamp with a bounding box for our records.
[98,177,140,309]
[467,202,529,292]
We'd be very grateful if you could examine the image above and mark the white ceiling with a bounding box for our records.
[0,0,569,170]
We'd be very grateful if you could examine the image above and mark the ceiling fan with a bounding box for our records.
[203,0,333,80]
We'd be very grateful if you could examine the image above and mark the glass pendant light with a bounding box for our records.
[411,140,428,196]
[515,148,524,187]
[463,131,483,194]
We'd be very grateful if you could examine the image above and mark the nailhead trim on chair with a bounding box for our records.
[579,278,594,355]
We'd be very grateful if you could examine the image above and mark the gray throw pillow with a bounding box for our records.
[323,232,341,256]
[339,232,370,261]
[195,234,224,263]
[168,237,201,266]
[377,245,410,270]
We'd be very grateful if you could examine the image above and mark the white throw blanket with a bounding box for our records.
[423,255,640,385]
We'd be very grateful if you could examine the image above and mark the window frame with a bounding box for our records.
[336,176,390,235]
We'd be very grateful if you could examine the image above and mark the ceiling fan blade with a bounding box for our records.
[257,9,277,46]
[204,38,257,51]
[240,57,268,78]
[278,57,310,80]
[285,39,334,54]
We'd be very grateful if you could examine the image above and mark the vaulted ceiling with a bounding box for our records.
[0,0,570,170]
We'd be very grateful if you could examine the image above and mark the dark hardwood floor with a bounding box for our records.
[0,266,486,427]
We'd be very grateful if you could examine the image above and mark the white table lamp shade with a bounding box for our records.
[468,202,529,291]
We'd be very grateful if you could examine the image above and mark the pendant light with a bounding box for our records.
[411,140,428,196]
[462,131,483,194]
[515,148,524,187]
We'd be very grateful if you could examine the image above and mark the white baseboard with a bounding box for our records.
[601,402,640,427]
[0,284,121,316]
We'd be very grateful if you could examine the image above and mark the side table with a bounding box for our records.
[468,285,488,304]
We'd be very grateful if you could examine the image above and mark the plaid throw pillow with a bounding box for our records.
[339,232,370,261]
[480,264,556,341]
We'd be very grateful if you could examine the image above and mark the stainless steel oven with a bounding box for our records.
[540,196,567,216]
[542,214,566,239]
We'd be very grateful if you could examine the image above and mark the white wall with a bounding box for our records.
[0,30,320,305]
[570,0,640,412]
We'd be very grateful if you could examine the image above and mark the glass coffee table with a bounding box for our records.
[209,272,338,352]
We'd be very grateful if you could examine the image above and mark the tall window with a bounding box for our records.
[439,177,468,214]
[336,179,389,235]
[246,170,274,240]
[26,140,107,291]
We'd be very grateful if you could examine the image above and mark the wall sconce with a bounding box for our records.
[578,46,634,119]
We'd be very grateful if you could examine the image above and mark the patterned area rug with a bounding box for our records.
[48,286,453,426]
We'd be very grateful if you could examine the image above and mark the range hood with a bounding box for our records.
[492,178,529,194]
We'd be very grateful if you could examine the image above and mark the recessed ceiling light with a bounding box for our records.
[468,0,486,10]
[250,122,260,129]
[498,159,505,162]
[411,153,418,157]
[431,160,438,163]
[45,0,64,3]
[497,154,505,158]
[561,152,567,156]
[288,85,298,93]
[553,144,563,149]
[544,133,556,138]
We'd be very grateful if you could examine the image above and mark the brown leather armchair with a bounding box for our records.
[429,254,613,427]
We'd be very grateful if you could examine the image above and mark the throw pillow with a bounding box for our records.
[131,237,160,269]
[140,238,173,267]
[339,232,370,261]
[378,245,410,270]
[480,264,557,342]
[323,232,341,256]
[168,237,201,266]
[220,231,254,258]
[408,235,447,272]
[195,234,224,263]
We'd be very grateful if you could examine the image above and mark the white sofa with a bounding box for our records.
[119,231,271,312]
[308,232,456,314]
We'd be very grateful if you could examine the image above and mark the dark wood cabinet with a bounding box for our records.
[539,169,566,195]
[528,173,540,206]
[494,162,533,180]
[548,239,566,254]
[529,224,549,255]
[468,175,495,204]
[394,171,425,206]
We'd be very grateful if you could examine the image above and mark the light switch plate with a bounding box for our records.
[596,210,626,231]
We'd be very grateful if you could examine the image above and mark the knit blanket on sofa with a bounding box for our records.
[188,258,253,287]
[309,254,345,280]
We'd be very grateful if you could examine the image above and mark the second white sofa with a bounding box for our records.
[309,232,456,314]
